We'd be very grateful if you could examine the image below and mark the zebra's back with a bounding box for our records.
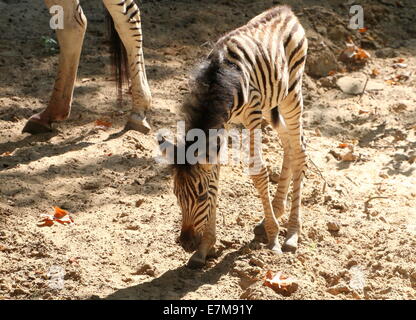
[212,5,307,124]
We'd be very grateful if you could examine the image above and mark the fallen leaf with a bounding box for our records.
[38,207,74,227]
[358,109,370,114]
[95,119,112,130]
[338,143,350,149]
[328,70,336,76]
[341,151,358,162]
[37,218,54,227]
[385,79,398,86]
[1,151,12,157]
[358,27,368,33]
[371,69,380,77]
[392,63,407,69]
[355,48,371,60]
[394,58,405,63]
[263,271,298,293]
[53,206,69,219]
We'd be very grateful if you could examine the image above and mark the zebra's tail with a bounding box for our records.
[105,10,129,101]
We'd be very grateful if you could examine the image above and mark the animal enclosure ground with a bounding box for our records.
[0,0,415,300]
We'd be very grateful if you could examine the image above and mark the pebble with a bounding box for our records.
[336,76,366,95]
[327,220,341,232]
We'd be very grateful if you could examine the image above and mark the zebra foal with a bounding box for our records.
[23,0,151,134]
[159,5,308,268]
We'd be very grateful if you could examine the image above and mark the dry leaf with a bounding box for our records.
[358,109,370,115]
[38,207,74,227]
[263,271,298,294]
[338,143,350,149]
[1,151,12,157]
[371,69,380,77]
[385,79,398,86]
[328,70,336,76]
[95,119,112,130]
[37,218,54,227]
[355,48,371,60]
[341,151,358,162]
[53,206,69,219]
[358,27,368,33]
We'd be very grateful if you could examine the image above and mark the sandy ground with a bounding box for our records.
[0,0,415,300]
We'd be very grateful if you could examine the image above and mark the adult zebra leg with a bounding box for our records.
[103,0,152,134]
[246,120,281,254]
[23,0,86,134]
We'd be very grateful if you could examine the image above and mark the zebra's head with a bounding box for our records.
[158,136,220,253]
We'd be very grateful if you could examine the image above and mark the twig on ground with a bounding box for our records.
[357,75,369,103]
[364,196,388,216]
[308,158,330,193]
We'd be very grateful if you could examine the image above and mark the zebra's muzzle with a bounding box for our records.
[179,228,201,253]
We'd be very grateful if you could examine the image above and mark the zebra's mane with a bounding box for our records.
[172,49,242,172]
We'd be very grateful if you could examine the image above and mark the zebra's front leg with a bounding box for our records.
[23,0,86,134]
[187,208,217,269]
[246,125,281,254]
[254,128,292,238]
[103,0,152,134]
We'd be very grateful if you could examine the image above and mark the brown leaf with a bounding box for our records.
[37,218,54,227]
[263,271,298,294]
[38,207,74,227]
[358,27,368,33]
[53,206,69,219]
[95,119,112,129]
[341,151,358,162]
[338,143,350,149]
[371,69,380,77]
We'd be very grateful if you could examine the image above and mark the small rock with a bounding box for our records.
[135,199,145,208]
[375,48,397,58]
[336,76,366,95]
[327,221,341,232]
[391,102,407,113]
[306,48,339,78]
[133,264,157,277]
[327,283,350,295]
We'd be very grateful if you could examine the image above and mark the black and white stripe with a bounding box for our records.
[172,5,308,259]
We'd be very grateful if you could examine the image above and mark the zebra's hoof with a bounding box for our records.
[22,119,52,134]
[282,234,298,253]
[187,252,206,269]
[253,220,266,236]
[125,114,151,134]
[267,241,283,255]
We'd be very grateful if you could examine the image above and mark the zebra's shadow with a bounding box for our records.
[101,242,255,300]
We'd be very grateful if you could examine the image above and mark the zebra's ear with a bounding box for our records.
[156,133,177,164]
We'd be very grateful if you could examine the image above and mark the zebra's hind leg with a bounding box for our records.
[23,0,87,134]
[246,122,281,254]
[103,0,152,134]
[278,98,307,253]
